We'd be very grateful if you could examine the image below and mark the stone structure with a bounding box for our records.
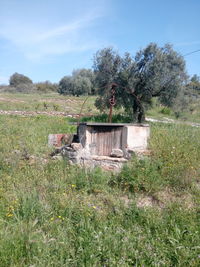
[48,133,74,147]
[49,122,150,171]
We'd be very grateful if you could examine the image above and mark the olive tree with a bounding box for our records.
[58,76,74,95]
[9,72,36,93]
[93,43,187,122]
[58,68,95,96]
[9,72,33,87]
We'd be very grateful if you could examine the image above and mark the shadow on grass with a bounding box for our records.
[69,113,133,124]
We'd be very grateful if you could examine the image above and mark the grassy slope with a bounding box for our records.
[1,92,200,123]
[0,93,200,266]
[0,117,199,266]
[0,93,98,114]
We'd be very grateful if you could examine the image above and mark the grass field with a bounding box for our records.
[0,92,200,266]
[0,93,98,114]
[1,92,200,123]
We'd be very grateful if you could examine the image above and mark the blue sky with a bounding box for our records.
[0,0,200,84]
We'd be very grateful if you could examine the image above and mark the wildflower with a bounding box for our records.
[6,213,13,217]
[71,184,76,188]
[13,199,18,204]
[92,206,97,209]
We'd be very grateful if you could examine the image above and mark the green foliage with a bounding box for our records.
[110,122,200,196]
[93,47,123,111]
[9,72,33,87]
[35,81,58,93]
[169,74,200,117]
[8,74,58,94]
[73,69,95,94]
[160,106,172,115]
[111,157,163,193]
[58,75,74,95]
[0,93,98,115]
[0,95,200,266]
[73,76,92,96]
[189,74,200,91]
[150,123,200,189]
[58,69,95,96]
[8,73,37,93]
[80,113,132,123]
[94,44,187,122]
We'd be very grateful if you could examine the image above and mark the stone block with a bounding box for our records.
[48,134,74,147]
[110,148,123,158]
[71,142,82,151]
[67,151,78,158]
[52,155,63,161]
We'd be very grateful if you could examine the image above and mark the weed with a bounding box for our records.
[0,97,199,265]
[160,106,172,115]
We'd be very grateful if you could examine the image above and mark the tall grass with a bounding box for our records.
[0,115,200,266]
[0,93,97,114]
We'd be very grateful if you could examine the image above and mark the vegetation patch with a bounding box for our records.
[0,112,199,266]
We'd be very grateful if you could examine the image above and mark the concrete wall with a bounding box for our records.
[126,125,150,151]
[78,123,150,155]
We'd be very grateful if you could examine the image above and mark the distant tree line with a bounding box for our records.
[186,74,200,92]
[0,72,58,93]
[2,69,96,95]
[1,43,200,122]
[58,69,96,96]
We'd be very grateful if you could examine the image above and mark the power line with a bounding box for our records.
[183,49,200,57]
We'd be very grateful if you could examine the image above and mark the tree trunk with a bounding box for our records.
[138,103,145,123]
[132,97,145,123]
[132,99,138,122]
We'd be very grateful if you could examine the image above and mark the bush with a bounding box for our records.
[35,81,58,93]
[15,83,37,93]
[9,73,33,87]
[159,106,172,115]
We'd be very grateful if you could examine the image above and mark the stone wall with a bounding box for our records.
[49,123,150,171]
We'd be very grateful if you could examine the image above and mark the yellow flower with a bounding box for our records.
[6,213,13,217]
[71,184,76,188]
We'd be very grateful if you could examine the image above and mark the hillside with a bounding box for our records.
[0,92,200,266]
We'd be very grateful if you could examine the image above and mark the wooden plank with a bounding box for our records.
[90,126,123,156]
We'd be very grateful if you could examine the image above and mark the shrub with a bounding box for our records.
[160,106,172,115]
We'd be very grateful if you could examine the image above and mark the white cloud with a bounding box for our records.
[34,18,89,42]
[0,9,104,61]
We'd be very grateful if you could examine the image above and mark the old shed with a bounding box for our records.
[49,122,150,171]
[77,122,150,157]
